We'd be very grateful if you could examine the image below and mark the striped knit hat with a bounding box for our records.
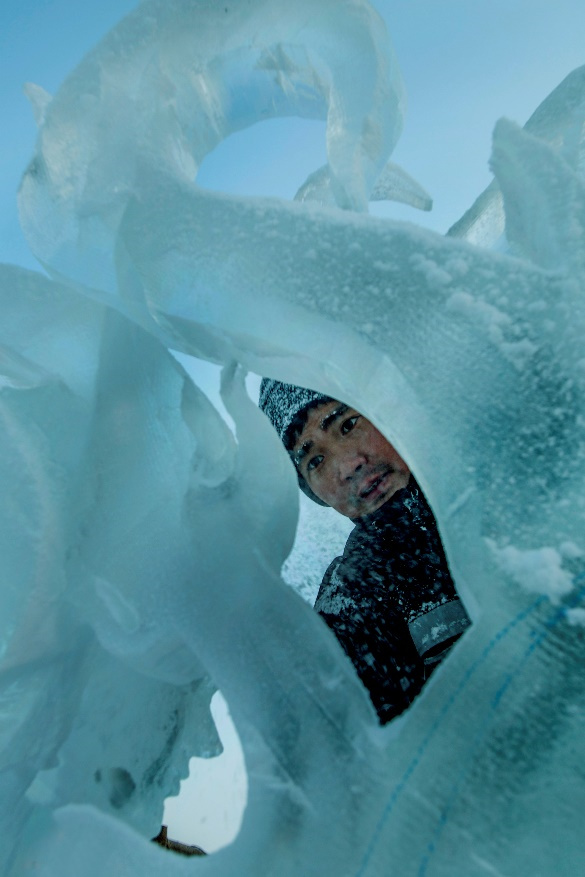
[259,378,333,505]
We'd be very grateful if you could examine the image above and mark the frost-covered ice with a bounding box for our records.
[487,541,575,603]
[2,1,585,875]
[18,0,408,292]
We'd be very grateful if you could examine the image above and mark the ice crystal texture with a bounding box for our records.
[2,1,585,875]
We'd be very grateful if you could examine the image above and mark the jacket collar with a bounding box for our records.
[351,475,422,529]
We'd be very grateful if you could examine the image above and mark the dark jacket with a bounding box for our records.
[314,478,470,724]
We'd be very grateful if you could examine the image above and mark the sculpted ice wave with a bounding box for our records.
[18,0,411,293]
[1,1,585,875]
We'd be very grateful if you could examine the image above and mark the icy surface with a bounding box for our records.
[2,1,585,876]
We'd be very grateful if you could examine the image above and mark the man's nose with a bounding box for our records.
[337,450,367,481]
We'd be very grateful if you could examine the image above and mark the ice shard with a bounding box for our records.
[2,1,585,876]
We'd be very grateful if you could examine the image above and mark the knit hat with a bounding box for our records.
[259,378,333,505]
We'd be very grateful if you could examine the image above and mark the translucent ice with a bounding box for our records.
[449,64,585,253]
[2,2,585,877]
[18,0,409,292]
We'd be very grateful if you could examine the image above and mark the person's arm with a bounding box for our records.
[315,559,426,724]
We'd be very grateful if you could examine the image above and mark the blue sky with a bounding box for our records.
[2,0,585,272]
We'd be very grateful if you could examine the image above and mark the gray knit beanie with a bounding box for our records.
[259,378,333,505]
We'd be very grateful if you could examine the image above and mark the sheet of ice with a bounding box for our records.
[2,1,585,876]
[18,0,408,292]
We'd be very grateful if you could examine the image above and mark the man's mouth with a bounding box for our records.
[360,470,391,499]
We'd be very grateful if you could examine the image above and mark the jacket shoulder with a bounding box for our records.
[314,554,351,615]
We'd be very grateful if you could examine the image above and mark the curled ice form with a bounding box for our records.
[2,2,585,876]
[294,160,433,210]
[18,0,408,293]
[0,263,223,859]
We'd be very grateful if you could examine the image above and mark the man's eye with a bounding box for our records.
[307,454,324,472]
[341,415,360,435]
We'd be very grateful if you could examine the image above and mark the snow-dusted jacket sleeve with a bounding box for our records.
[314,479,471,724]
[315,554,426,723]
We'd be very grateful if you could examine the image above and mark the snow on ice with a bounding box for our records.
[1,1,585,875]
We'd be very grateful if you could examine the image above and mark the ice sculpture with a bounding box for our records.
[18,0,410,293]
[2,0,585,875]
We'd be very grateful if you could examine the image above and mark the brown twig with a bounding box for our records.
[151,825,207,857]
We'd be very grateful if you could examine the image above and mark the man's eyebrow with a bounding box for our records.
[319,403,349,432]
[292,404,350,469]
[292,441,312,468]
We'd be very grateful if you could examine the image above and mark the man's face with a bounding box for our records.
[292,400,410,518]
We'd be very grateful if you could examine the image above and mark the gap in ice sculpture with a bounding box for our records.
[196,117,328,200]
[162,691,247,852]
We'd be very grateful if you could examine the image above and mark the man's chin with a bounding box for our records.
[360,470,393,506]
[353,474,408,517]
[349,492,388,519]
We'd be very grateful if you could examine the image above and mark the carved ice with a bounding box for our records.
[2,1,585,875]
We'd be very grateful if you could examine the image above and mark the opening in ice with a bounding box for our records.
[162,692,247,854]
[257,377,473,726]
[196,117,327,201]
